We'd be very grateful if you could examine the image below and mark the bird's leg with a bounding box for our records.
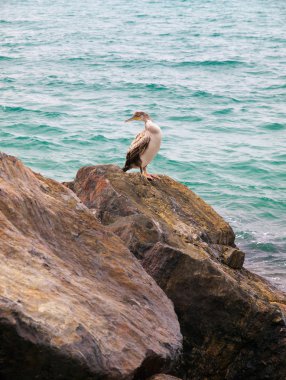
[142,166,159,181]
[140,165,152,179]
[141,166,152,180]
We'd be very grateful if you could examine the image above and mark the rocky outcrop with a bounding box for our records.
[0,153,182,380]
[220,246,245,269]
[67,164,286,380]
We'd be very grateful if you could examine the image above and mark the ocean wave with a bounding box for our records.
[145,83,168,91]
[263,84,286,90]
[7,123,64,136]
[247,241,279,254]
[212,108,234,115]
[0,106,28,113]
[1,136,61,151]
[44,78,86,87]
[0,56,14,61]
[0,105,67,118]
[65,57,86,62]
[192,90,240,103]
[168,115,203,122]
[261,122,285,131]
[0,131,14,138]
[90,134,130,144]
[117,58,246,69]
[174,59,246,67]
[1,77,15,83]
[119,82,169,91]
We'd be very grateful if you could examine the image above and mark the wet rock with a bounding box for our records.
[68,164,286,380]
[0,153,182,380]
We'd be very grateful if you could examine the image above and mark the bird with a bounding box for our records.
[122,111,162,180]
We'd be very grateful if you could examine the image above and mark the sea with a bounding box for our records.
[1,0,285,290]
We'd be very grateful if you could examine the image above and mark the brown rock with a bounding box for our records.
[0,153,182,380]
[220,246,245,269]
[68,164,286,380]
[69,164,235,249]
[143,243,286,379]
[148,375,181,380]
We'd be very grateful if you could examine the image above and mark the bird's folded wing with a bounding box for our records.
[126,130,151,165]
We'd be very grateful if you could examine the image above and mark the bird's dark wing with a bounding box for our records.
[123,130,151,170]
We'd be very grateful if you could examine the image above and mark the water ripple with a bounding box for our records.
[1,0,286,290]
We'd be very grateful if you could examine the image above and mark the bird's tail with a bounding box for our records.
[122,165,129,172]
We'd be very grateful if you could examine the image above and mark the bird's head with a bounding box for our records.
[125,111,151,122]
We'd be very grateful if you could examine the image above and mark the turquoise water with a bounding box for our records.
[1,0,285,290]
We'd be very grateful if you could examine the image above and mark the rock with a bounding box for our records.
[148,375,181,380]
[68,164,286,380]
[67,164,235,250]
[142,243,286,379]
[0,153,182,380]
[220,246,245,269]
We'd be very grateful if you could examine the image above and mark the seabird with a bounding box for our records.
[122,111,162,180]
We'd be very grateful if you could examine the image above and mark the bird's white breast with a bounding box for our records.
[140,121,162,168]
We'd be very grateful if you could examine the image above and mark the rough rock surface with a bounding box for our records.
[148,375,181,380]
[220,246,245,269]
[68,164,286,380]
[0,154,182,380]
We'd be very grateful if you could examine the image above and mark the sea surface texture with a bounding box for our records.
[1,0,285,289]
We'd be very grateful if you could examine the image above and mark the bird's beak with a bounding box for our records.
[125,116,135,122]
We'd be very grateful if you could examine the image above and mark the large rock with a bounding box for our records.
[67,164,286,380]
[0,154,182,380]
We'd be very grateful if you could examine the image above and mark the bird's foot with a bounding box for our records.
[143,173,160,181]
[149,173,160,180]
